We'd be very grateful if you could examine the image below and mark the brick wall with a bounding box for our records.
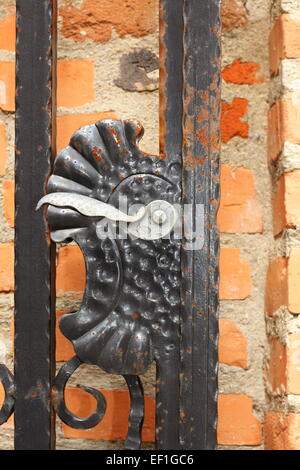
[265,0,300,450]
[0,0,298,451]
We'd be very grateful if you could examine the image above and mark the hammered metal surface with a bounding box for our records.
[47,119,181,376]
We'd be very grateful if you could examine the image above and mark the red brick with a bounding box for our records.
[287,333,300,394]
[3,180,14,228]
[219,319,248,369]
[0,243,14,292]
[269,14,300,76]
[222,59,265,85]
[0,62,15,112]
[218,165,263,233]
[59,0,157,43]
[288,248,300,314]
[57,111,117,152]
[265,413,300,450]
[0,123,6,176]
[62,388,155,442]
[265,257,288,316]
[57,60,94,108]
[56,245,85,296]
[268,95,300,163]
[268,337,287,393]
[56,310,74,361]
[218,394,261,446]
[221,98,248,143]
[273,171,300,236]
[221,0,248,33]
[219,247,252,300]
[0,13,15,52]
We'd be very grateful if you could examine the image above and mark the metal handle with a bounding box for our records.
[36,192,177,240]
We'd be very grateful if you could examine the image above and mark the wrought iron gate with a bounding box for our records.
[0,0,221,450]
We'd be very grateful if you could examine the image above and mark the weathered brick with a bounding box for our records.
[273,171,300,235]
[0,62,15,112]
[221,98,248,143]
[268,95,300,162]
[287,332,300,394]
[288,248,300,314]
[0,13,15,52]
[268,337,287,393]
[56,310,74,361]
[56,245,85,296]
[0,123,6,176]
[57,111,117,152]
[219,319,248,369]
[217,394,261,446]
[57,60,94,108]
[269,14,300,75]
[0,243,14,292]
[265,413,300,450]
[222,59,265,85]
[218,165,263,233]
[219,247,252,300]
[62,388,155,442]
[221,0,248,33]
[265,257,288,316]
[59,0,157,43]
[3,180,14,228]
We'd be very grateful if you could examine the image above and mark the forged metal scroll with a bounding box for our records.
[43,119,181,449]
[0,365,14,425]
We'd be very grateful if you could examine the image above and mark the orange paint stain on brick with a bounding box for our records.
[273,171,300,236]
[217,165,263,233]
[0,13,15,52]
[265,413,300,450]
[218,394,261,445]
[56,245,85,296]
[222,59,265,85]
[269,14,300,75]
[0,62,15,112]
[268,94,300,163]
[268,337,287,393]
[57,60,94,108]
[219,247,252,300]
[219,319,248,369]
[62,387,155,442]
[56,310,74,361]
[59,0,157,43]
[0,242,14,292]
[288,247,300,314]
[3,180,14,228]
[57,111,117,152]
[0,124,6,176]
[221,98,248,143]
[265,257,288,316]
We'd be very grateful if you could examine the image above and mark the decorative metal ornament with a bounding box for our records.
[37,118,181,449]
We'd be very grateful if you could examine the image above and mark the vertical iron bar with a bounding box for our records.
[158,0,183,450]
[15,0,57,449]
[181,0,221,449]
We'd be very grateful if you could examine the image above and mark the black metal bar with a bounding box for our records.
[15,0,57,449]
[180,0,221,449]
[159,0,183,160]
[157,0,183,450]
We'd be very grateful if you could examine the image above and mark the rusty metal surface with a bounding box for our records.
[14,0,57,449]
[41,119,181,449]
[180,0,221,450]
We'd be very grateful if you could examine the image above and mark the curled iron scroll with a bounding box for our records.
[0,364,15,425]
